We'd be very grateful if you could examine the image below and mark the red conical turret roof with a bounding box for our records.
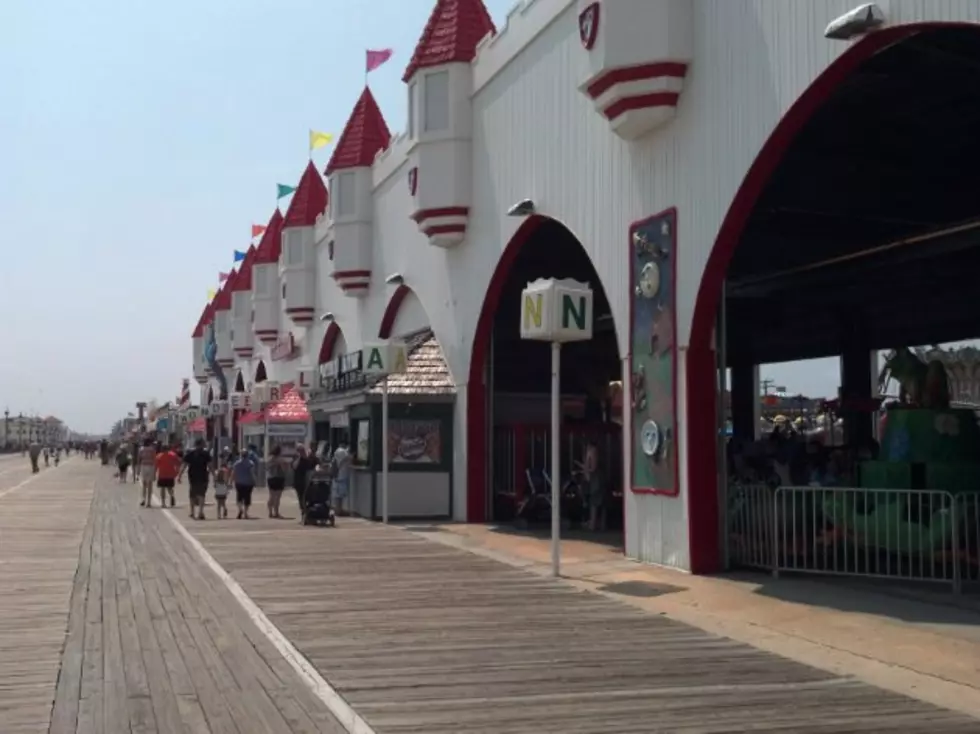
[403,0,496,82]
[253,209,284,265]
[282,161,328,229]
[192,301,214,338]
[325,87,392,175]
[213,274,235,311]
[232,245,257,291]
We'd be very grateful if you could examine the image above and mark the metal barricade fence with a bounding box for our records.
[728,484,980,593]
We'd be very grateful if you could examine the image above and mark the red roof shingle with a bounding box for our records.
[403,0,496,82]
[282,161,328,229]
[213,275,234,311]
[192,301,214,338]
[324,87,392,175]
[231,245,257,291]
[253,209,284,265]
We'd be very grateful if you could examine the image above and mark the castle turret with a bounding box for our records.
[231,245,257,359]
[576,0,693,140]
[402,0,494,248]
[280,162,327,324]
[191,303,211,384]
[252,209,284,345]
[324,87,391,297]
[211,277,235,369]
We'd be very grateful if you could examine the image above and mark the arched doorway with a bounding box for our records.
[379,285,430,340]
[318,322,346,365]
[312,321,350,450]
[254,360,268,384]
[686,23,980,573]
[467,216,623,538]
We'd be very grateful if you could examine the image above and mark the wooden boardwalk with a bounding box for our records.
[0,460,94,733]
[175,489,980,734]
[3,460,978,732]
[0,461,345,734]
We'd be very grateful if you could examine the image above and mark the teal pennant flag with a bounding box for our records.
[276,184,296,199]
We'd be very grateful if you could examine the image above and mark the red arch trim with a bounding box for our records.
[378,284,411,339]
[684,23,966,574]
[319,321,343,364]
[465,215,548,522]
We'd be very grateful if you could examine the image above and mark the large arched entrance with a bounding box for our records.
[467,216,623,540]
[687,23,980,573]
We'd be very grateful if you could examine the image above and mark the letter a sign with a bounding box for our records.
[362,342,408,376]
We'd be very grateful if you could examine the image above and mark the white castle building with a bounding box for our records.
[190,0,980,574]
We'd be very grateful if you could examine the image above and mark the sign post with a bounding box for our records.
[519,278,593,577]
[363,342,408,523]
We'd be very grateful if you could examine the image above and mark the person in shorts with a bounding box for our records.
[231,448,257,519]
[138,438,157,507]
[178,438,213,520]
[265,445,287,519]
[116,444,131,484]
[155,443,181,508]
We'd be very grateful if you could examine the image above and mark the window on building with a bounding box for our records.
[253,266,269,295]
[233,294,247,318]
[285,230,304,266]
[282,282,287,299]
[408,81,417,137]
[328,240,335,261]
[333,172,356,218]
[423,71,449,132]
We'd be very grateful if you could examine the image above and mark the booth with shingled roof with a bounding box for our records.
[307,329,455,519]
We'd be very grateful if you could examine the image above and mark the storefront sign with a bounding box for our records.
[520,278,594,342]
[210,399,229,414]
[328,411,350,428]
[271,333,298,361]
[363,342,407,376]
[267,423,308,438]
[318,351,365,392]
[298,368,316,392]
[230,392,249,410]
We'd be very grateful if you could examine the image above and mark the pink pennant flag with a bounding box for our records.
[218,272,230,282]
[366,48,393,73]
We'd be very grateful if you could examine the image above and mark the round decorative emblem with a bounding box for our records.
[641,419,661,457]
[639,261,660,299]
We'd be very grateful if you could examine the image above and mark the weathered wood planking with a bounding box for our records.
[0,461,94,734]
[176,487,980,733]
[38,462,345,734]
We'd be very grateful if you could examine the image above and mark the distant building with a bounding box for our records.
[919,346,980,404]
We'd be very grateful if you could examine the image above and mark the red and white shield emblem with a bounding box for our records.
[408,167,418,196]
[579,2,599,50]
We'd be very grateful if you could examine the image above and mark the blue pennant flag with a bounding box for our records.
[233,249,247,262]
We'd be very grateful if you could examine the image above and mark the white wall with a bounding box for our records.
[214,0,980,567]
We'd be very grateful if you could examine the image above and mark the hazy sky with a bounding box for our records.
[1,0,842,432]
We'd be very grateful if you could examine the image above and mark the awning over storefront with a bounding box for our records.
[187,418,206,432]
[239,411,265,425]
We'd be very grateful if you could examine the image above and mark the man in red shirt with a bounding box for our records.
[155,443,182,508]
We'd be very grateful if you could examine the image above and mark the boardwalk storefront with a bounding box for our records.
[190,0,980,573]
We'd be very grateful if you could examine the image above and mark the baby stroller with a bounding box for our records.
[302,469,337,527]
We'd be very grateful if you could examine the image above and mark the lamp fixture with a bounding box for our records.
[319,312,335,322]
[824,3,885,40]
[507,198,537,217]
[385,273,404,286]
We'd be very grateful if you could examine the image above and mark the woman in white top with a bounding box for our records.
[138,438,157,507]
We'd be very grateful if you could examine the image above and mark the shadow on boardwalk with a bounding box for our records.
[173,488,980,734]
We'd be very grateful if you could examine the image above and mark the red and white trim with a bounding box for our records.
[411,206,469,249]
[285,306,315,325]
[254,328,278,344]
[332,269,371,298]
[234,347,254,358]
[580,62,688,140]
[217,358,235,369]
[194,374,208,385]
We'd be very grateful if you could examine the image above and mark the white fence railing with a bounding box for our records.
[727,484,980,593]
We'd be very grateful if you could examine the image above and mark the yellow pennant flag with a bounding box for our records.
[207,288,216,300]
[309,129,334,152]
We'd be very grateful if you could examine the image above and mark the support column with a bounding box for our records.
[839,315,874,447]
[730,360,760,444]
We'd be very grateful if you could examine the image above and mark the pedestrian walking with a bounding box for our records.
[265,445,287,518]
[232,448,257,519]
[178,438,212,520]
[154,443,181,508]
[138,438,157,507]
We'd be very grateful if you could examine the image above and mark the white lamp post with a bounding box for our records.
[519,278,593,576]
[363,341,408,523]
